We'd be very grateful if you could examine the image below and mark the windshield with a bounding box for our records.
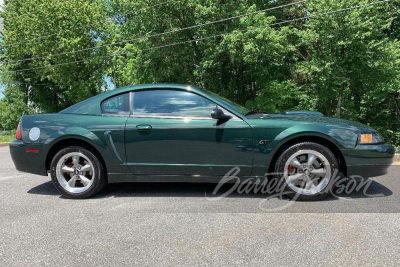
[202,89,250,116]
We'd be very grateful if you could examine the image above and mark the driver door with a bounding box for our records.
[124,89,253,177]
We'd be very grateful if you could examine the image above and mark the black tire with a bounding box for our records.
[50,146,107,199]
[274,142,339,201]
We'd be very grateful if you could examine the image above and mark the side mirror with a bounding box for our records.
[211,107,232,121]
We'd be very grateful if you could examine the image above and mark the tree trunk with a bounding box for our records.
[327,100,332,117]
[251,81,255,100]
[113,61,118,89]
[113,74,117,90]
[336,91,343,118]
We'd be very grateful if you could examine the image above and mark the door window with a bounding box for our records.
[132,90,216,118]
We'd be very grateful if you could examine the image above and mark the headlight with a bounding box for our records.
[358,133,384,145]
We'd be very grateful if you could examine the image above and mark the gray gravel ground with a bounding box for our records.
[1,147,399,266]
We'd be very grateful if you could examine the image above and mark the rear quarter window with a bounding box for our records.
[101,93,131,115]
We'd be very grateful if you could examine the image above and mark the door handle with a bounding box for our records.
[136,124,152,130]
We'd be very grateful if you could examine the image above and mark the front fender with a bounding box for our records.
[251,123,358,176]
[270,125,356,151]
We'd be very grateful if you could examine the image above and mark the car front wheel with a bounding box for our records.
[274,142,339,201]
[50,146,107,199]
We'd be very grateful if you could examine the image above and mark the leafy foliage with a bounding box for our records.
[0,130,16,143]
[0,0,399,145]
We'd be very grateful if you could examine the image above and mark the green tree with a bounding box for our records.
[1,0,109,114]
[105,0,303,107]
[289,0,400,144]
[0,84,32,129]
[0,0,399,145]
[0,98,5,129]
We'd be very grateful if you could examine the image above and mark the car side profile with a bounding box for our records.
[10,84,395,200]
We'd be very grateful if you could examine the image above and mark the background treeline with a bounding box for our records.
[0,0,399,145]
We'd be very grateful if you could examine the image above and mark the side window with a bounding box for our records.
[132,90,216,118]
[102,93,130,115]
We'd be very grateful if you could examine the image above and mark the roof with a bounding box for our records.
[59,84,207,115]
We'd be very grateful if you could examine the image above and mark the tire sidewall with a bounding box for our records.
[274,142,339,201]
[50,146,104,199]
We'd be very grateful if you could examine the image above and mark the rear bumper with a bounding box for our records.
[9,140,47,176]
[342,144,395,178]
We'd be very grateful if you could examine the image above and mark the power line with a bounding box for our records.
[5,0,179,47]
[4,0,392,73]
[4,0,391,72]
[0,83,70,89]
[16,83,69,87]
[4,0,182,48]
[3,0,308,64]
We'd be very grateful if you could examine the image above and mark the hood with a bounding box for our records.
[247,110,372,130]
[267,110,324,118]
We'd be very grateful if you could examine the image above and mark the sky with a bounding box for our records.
[0,0,3,32]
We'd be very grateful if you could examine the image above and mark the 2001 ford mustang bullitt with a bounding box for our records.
[10,84,394,200]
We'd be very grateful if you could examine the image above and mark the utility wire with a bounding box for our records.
[4,0,392,73]
[16,83,69,87]
[4,0,181,48]
[3,0,308,64]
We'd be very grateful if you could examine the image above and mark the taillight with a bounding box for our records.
[16,121,22,140]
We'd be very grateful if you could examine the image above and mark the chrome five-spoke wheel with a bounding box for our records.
[51,146,106,199]
[275,142,338,201]
[284,150,332,195]
[55,152,95,194]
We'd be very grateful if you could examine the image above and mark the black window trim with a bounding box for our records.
[101,92,132,117]
[128,89,241,121]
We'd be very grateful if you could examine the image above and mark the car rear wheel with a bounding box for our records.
[50,146,107,199]
[274,142,339,201]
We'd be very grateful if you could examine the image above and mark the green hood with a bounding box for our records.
[249,111,373,130]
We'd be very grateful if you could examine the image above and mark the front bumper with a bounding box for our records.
[9,140,47,176]
[342,144,395,178]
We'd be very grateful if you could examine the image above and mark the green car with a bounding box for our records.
[10,84,394,200]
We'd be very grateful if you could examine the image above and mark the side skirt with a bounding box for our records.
[107,173,270,184]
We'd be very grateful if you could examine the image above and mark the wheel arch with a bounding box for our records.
[268,135,347,176]
[45,137,107,175]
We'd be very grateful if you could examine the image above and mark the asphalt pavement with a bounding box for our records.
[1,147,399,266]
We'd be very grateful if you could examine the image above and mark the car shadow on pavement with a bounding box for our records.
[320,178,393,201]
[27,181,60,195]
[28,179,393,201]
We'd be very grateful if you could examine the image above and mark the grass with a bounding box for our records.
[0,136,14,143]
[0,131,15,143]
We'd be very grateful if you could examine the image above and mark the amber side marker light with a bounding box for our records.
[360,134,373,144]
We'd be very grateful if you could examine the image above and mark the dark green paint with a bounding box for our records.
[10,84,395,181]
[125,117,253,176]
